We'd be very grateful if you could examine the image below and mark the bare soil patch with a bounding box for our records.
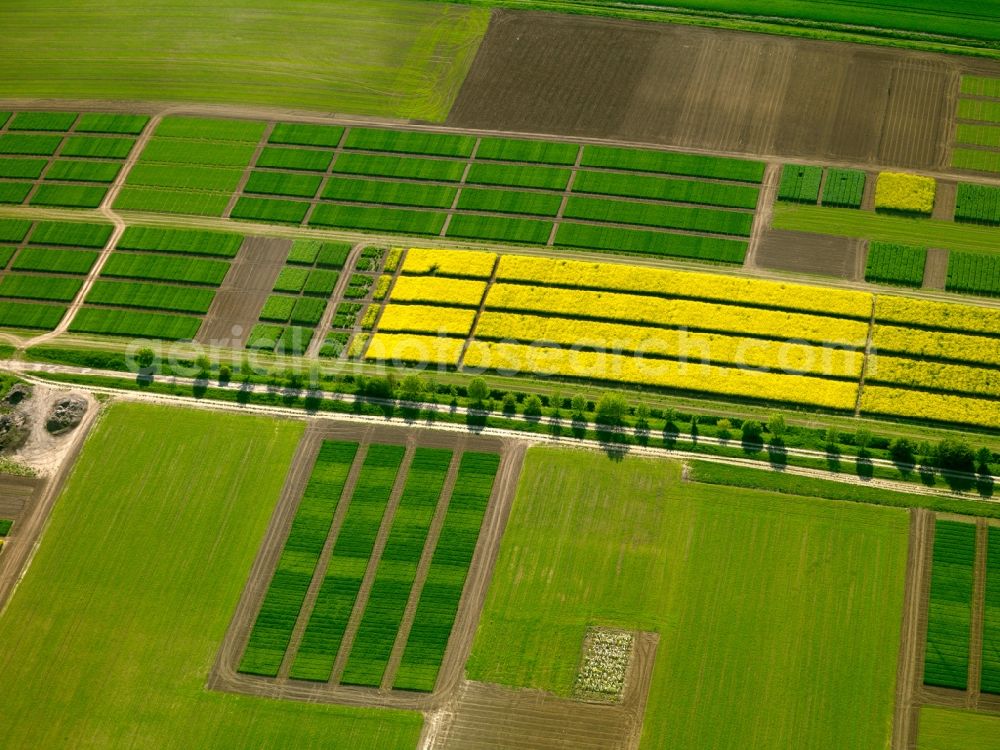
[197,236,291,348]
[448,11,966,170]
[932,182,957,222]
[754,229,863,280]
[422,631,658,750]
[922,248,950,291]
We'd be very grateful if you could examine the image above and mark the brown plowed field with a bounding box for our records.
[448,11,967,170]
[754,229,864,279]
[922,248,950,290]
[196,236,291,348]
[424,631,658,750]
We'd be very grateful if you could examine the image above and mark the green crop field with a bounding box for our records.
[918,708,1000,750]
[955,183,1000,225]
[865,241,927,287]
[563,195,753,235]
[69,307,203,340]
[44,159,122,183]
[75,113,150,135]
[778,164,823,204]
[30,183,108,208]
[468,447,907,750]
[0,404,421,747]
[257,146,334,172]
[0,274,82,302]
[310,204,447,235]
[0,1,489,121]
[8,111,77,131]
[476,137,579,165]
[292,444,406,682]
[773,203,1000,256]
[114,187,232,216]
[304,269,340,296]
[581,145,764,182]
[85,280,216,314]
[322,178,458,209]
[60,135,135,159]
[821,168,866,208]
[923,520,976,690]
[245,171,323,199]
[0,300,65,330]
[981,526,1000,695]
[30,220,112,247]
[450,0,1000,50]
[231,197,310,225]
[274,267,310,294]
[345,128,476,158]
[12,247,99,275]
[947,251,1000,297]
[457,187,563,216]
[260,295,297,322]
[270,123,345,148]
[395,451,499,692]
[101,253,230,286]
[117,226,242,257]
[341,447,454,687]
[574,170,760,209]
[446,213,553,244]
[466,162,570,191]
[334,153,466,182]
[240,440,359,676]
[0,158,47,179]
[126,164,244,192]
[554,222,747,262]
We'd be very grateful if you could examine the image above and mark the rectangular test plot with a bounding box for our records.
[290,444,406,683]
[238,441,359,677]
[923,519,976,690]
[339,448,454,687]
[393,451,500,692]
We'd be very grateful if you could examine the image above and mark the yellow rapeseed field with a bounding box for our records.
[874,172,936,214]
[464,341,859,410]
[875,295,1000,335]
[872,325,1000,368]
[861,386,1000,429]
[402,247,497,278]
[475,311,864,378]
[378,304,477,336]
[868,355,1000,398]
[495,254,873,318]
[484,284,870,344]
[389,275,487,307]
[364,333,465,367]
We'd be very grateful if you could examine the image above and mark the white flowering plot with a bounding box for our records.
[574,627,634,701]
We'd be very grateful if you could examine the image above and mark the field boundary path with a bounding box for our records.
[12,363,996,513]
[744,161,779,269]
[892,508,934,750]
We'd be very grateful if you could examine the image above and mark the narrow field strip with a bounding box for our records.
[339,447,454,687]
[983,527,1000,695]
[291,444,406,683]
[924,520,977,690]
[238,440,359,677]
[394,451,500,692]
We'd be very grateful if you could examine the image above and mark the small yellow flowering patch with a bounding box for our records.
[874,172,936,214]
